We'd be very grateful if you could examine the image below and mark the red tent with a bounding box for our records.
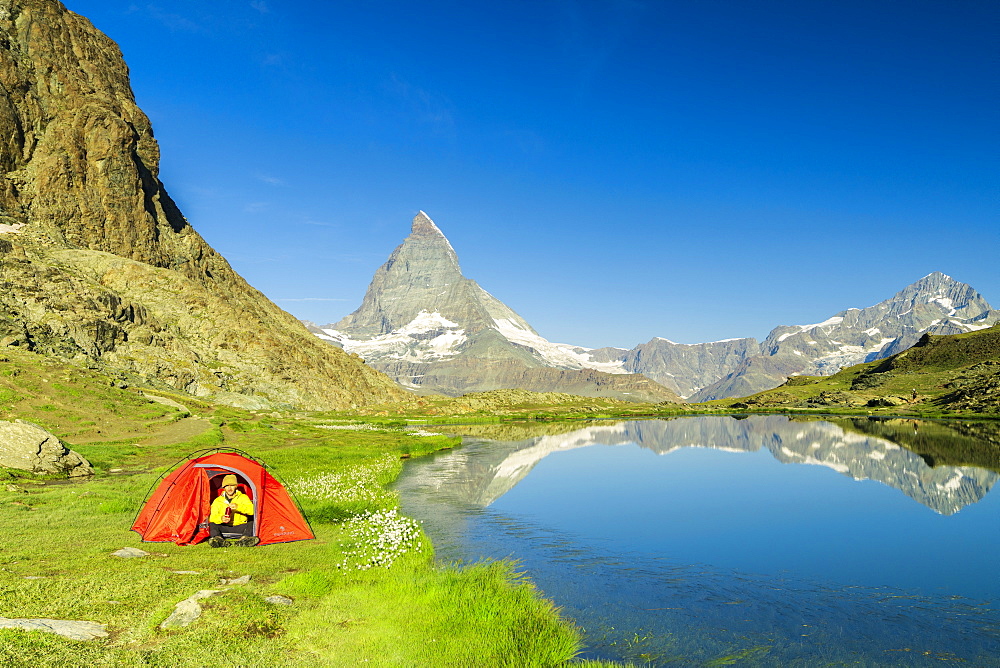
[131,450,314,546]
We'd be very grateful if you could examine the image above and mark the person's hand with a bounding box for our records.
[229,501,239,510]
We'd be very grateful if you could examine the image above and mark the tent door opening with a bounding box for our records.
[197,464,258,538]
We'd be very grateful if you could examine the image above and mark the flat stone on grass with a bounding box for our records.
[159,589,226,629]
[111,547,149,558]
[0,617,108,640]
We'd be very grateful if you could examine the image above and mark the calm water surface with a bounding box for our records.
[394,415,1000,667]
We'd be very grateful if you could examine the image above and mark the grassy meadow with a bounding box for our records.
[0,348,636,667]
[2,324,998,666]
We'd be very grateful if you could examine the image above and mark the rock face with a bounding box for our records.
[614,337,761,398]
[0,419,92,476]
[309,213,680,403]
[0,0,404,409]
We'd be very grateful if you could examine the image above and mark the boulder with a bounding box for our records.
[803,391,864,407]
[0,421,93,477]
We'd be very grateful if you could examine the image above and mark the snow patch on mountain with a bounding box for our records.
[776,316,846,342]
[318,307,627,373]
[319,310,467,363]
[931,297,956,315]
[955,320,993,332]
[811,336,896,372]
[492,317,627,373]
[940,471,964,492]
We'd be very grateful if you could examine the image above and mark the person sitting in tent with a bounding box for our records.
[132,450,314,547]
[208,474,259,547]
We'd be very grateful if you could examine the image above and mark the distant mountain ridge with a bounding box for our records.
[686,271,998,400]
[612,271,998,401]
[307,212,680,402]
[310,211,997,402]
[730,323,1000,419]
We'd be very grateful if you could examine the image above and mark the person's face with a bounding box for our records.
[224,484,237,494]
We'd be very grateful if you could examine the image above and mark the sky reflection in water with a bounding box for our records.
[395,415,1000,666]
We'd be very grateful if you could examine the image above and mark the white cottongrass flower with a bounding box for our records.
[339,509,423,570]
[288,455,397,504]
[407,429,443,437]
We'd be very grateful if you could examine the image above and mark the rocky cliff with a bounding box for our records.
[615,336,760,398]
[0,0,404,409]
[309,212,680,403]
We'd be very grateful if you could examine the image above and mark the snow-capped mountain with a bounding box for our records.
[687,272,999,401]
[308,212,997,402]
[592,271,998,400]
[306,212,679,402]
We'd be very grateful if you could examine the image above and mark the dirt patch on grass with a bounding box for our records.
[142,417,213,446]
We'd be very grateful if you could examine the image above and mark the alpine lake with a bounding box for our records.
[394,415,1000,667]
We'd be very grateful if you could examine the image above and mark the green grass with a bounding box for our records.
[3,325,994,665]
[0,380,619,666]
[278,559,582,666]
[0,347,184,442]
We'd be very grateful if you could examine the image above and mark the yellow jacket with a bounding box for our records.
[209,490,254,526]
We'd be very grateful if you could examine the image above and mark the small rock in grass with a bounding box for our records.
[159,589,226,629]
[0,617,108,641]
[171,570,200,575]
[5,484,19,492]
[22,576,46,580]
[220,574,251,585]
[111,547,149,558]
[264,595,293,606]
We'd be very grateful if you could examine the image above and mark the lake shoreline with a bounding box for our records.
[398,415,1000,666]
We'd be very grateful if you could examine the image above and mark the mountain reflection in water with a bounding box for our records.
[395,415,1000,666]
[421,415,998,515]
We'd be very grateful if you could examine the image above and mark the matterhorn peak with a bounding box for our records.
[314,211,680,403]
[411,210,445,237]
[408,210,456,256]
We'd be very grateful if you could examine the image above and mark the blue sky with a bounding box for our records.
[65,1,998,348]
